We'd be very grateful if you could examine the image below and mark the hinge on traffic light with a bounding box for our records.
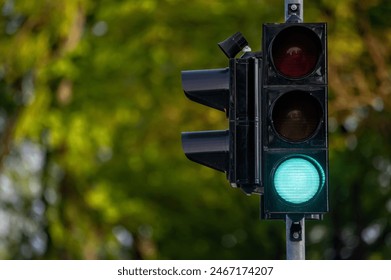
[289,221,302,242]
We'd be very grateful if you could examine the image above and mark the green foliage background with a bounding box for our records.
[0,0,391,259]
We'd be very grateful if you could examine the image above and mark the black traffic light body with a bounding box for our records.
[261,23,329,218]
[181,53,262,194]
[181,24,329,220]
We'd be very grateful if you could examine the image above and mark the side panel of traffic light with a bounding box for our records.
[261,23,328,218]
[229,57,262,194]
[181,51,261,194]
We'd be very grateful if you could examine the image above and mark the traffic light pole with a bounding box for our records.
[285,0,303,22]
[286,216,305,260]
[285,0,305,260]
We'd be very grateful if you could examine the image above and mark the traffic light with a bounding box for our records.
[181,33,262,194]
[261,23,328,218]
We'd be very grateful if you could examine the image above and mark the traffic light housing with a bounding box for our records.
[181,24,329,219]
[181,34,262,194]
[261,23,328,218]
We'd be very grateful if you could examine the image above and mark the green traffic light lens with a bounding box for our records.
[273,156,324,204]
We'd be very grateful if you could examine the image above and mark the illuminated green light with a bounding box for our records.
[273,156,324,204]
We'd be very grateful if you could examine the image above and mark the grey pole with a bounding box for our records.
[284,0,305,260]
[286,216,305,260]
[285,0,303,22]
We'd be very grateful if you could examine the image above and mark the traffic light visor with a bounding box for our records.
[271,26,322,78]
[181,130,229,172]
[181,68,230,112]
[273,155,325,204]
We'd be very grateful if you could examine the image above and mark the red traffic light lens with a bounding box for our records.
[272,26,322,78]
[272,91,322,142]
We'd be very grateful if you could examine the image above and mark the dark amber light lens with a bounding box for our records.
[272,26,322,78]
[272,91,322,142]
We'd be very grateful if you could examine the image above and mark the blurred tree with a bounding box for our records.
[0,0,390,260]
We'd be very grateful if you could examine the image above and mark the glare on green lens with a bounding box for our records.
[273,157,323,204]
